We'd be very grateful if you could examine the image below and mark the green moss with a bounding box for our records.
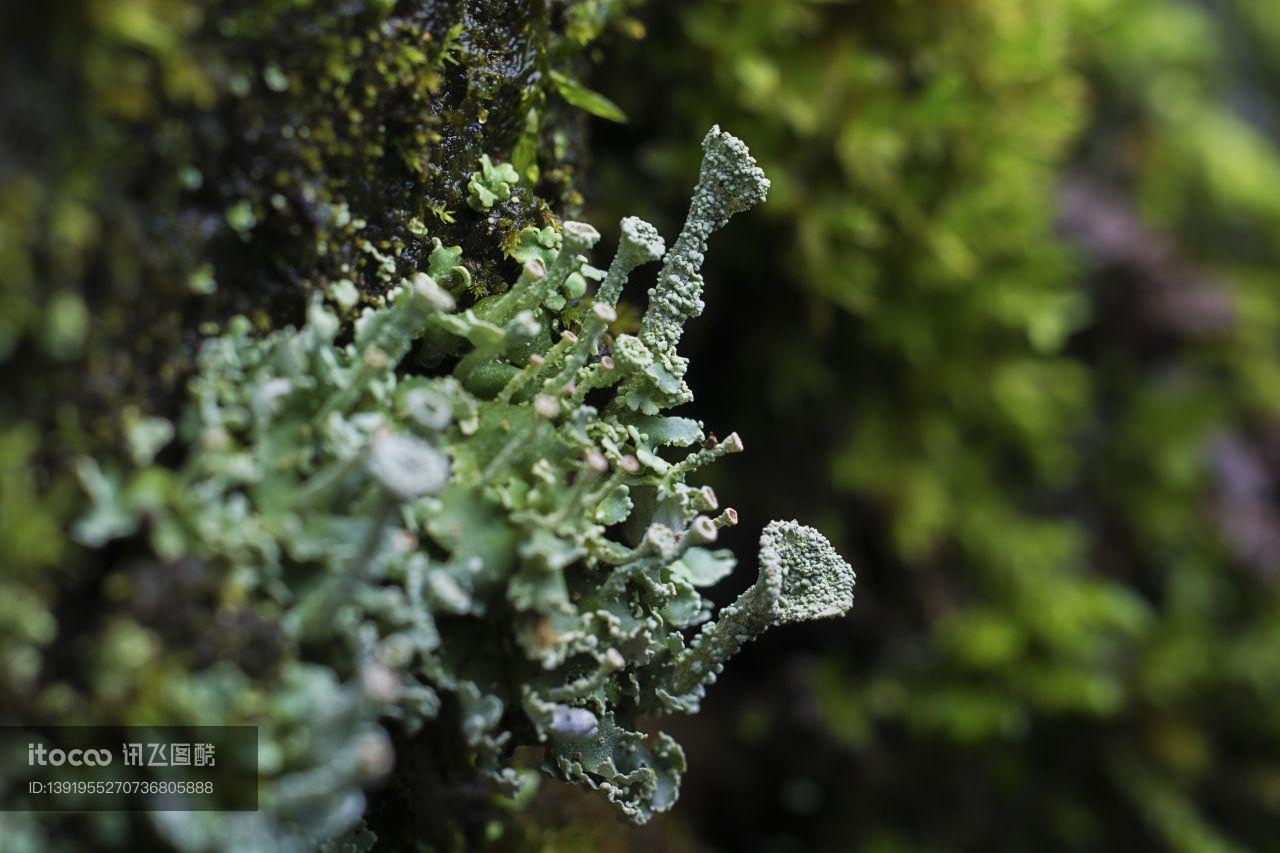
[594,0,1280,848]
[0,0,643,447]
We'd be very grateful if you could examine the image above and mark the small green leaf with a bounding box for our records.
[511,106,542,184]
[549,71,627,123]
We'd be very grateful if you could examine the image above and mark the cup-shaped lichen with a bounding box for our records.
[75,128,853,843]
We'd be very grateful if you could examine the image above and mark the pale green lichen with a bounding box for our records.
[598,216,666,307]
[641,126,770,350]
[660,521,856,712]
[75,128,852,837]
[466,154,521,211]
[616,125,772,414]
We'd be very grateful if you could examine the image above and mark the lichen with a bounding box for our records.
[608,126,772,415]
[72,128,853,842]
[466,155,522,211]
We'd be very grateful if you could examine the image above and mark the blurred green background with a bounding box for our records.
[580,0,1280,850]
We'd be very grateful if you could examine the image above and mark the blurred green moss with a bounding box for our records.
[592,0,1280,848]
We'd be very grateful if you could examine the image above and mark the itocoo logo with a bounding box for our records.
[28,743,113,766]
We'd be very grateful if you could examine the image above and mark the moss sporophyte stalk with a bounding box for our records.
[74,128,854,840]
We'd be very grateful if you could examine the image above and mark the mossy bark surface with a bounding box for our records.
[1,0,606,441]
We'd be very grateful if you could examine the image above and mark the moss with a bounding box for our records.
[590,1,1280,849]
[0,0,639,441]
